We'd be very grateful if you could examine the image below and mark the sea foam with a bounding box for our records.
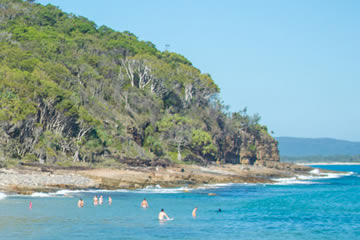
[30,192,53,197]
[0,192,7,200]
[135,185,192,194]
[272,177,318,185]
[54,189,131,196]
[272,169,354,185]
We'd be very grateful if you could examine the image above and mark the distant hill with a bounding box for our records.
[276,137,360,156]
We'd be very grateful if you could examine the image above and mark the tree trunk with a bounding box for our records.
[177,145,182,161]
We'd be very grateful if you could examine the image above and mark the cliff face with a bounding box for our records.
[0,0,279,167]
[220,130,279,165]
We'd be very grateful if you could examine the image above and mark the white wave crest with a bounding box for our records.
[55,189,131,196]
[272,177,318,185]
[135,185,192,194]
[54,186,192,195]
[272,169,354,185]
[310,168,320,175]
[31,192,52,197]
[305,169,354,180]
[0,192,7,200]
[203,183,235,188]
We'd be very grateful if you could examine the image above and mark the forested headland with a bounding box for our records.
[0,0,279,168]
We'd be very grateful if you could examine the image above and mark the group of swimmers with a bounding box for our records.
[93,195,112,206]
[77,195,112,208]
[77,196,202,221]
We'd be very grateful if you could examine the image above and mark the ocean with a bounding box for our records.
[0,165,359,240]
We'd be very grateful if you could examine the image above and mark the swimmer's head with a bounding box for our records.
[161,209,164,212]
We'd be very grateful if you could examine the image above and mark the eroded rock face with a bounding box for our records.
[116,157,173,168]
[183,154,207,165]
[221,130,280,165]
[254,160,311,172]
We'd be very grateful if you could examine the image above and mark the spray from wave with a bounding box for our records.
[0,192,7,200]
[271,169,354,185]
[272,177,319,185]
[30,192,53,197]
[135,185,192,194]
[53,186,193,196]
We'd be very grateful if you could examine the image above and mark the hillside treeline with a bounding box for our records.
[0,0,279,167]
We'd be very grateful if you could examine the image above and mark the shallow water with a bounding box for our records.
[1,165,360,240]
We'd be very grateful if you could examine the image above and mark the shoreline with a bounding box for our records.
[295,162,360,166]
[0,168,353,197]
[0,162,351,195]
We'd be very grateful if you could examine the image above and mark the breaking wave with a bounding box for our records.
[272,177,319,185]
[54,189,131,196]
[0,192,7,200]
[31,192,53,197]
[272,169,354,185]
[135,185,192,194]
[54,186,191,195]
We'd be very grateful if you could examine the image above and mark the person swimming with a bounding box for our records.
[192,207,198,217]
[217,208,222,212]
[158,209,171,220]
[99,195,103,205]
[108,196,112,205]
[29,201,32,210]
[78,198,84,208]
[141,198,149,208]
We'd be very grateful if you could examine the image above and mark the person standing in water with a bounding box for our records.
[108,196,112,205]
[158,209,171,220]
[99,195,103,205]
[78,198,84,208]
[93,195,98,206]
[29,201,32,210]
[141,198,149,208]
[192,207,198,217]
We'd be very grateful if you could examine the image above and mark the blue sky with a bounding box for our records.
[37,0,360,141]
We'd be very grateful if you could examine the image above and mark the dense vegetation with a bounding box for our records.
[0,0,279,168]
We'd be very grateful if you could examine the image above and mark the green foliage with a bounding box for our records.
[191,129,216,156]
[248,144,257,153]
[161,51,192,66]
[35,4,65,26]
[157,114,192,131]
[0,67,37,122]
[0,0,275,166]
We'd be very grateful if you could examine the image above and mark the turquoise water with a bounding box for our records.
[1,165,360,240]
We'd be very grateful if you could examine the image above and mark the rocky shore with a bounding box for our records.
[0,162,332,195]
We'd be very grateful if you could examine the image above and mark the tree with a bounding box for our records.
[191,129,217,157]
[158,114,192,161]
[121,57,153,89]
